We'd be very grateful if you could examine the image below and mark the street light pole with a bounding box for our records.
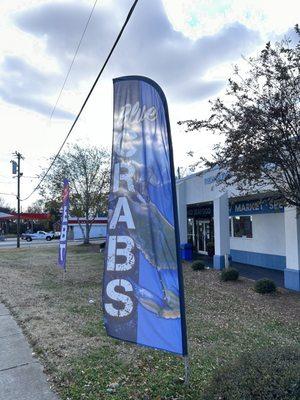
[17,153,21,248]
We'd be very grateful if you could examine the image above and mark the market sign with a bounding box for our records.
[103,76,187,355]
[229,197,284,216]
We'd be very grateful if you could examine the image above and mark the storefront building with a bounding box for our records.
[68,217,107,240]
[176,168,300,291]
[0,211,51,234]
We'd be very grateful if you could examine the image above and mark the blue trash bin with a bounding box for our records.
[184,243,193,261]
[180,244,185,260]
[180,243,193,261]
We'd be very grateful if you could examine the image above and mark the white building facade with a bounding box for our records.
[68,217,107,240]
[176,168,300,291]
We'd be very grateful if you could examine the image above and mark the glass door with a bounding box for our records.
[196,220,211,254]
[187,218,195,248]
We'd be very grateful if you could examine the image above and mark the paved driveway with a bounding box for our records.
[193,254,284,288]
[232,261,284,287]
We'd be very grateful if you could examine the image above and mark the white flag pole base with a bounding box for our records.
[184,355,190,386]
[62,269,66,284]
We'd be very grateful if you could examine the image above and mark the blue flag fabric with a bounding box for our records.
[58,178,70,270]
[103,76,187,355]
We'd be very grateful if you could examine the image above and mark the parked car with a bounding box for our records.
[50,231,61,240]
[21,231,54,242]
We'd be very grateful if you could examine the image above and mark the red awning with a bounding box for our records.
[1,212,51,221]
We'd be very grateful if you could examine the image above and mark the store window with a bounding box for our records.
[232,216,253,238]
[229,217,232,237]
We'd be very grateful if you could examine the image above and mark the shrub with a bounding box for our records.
[191,261,205,271]
[220,268,239,282]
[254,278,276,294]
[203,346,300,400]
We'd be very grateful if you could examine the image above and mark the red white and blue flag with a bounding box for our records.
[58,178,70,270]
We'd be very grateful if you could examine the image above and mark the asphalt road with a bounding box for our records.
[0,238,61,249]
[0,238,103,249]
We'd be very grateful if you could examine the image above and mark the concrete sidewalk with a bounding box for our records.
[0,303,59,400]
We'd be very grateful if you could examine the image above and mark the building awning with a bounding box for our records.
[0,212,51,221]
[229,191,282,203]
[0,212,14,220]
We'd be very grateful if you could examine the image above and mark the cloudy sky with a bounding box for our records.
[0,0,299,208]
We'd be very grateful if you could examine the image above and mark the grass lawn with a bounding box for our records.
[0,244,299,399]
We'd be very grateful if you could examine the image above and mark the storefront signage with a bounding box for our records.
[229,197,284,216]
[204,171,227,185]
[187,203,213,218]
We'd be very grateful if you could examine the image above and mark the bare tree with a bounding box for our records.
[0,197,11,212]
[26,199,44,213]
[41,144,110,244]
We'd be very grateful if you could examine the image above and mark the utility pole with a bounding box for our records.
[177,166,181,179]
[11,152,24,248]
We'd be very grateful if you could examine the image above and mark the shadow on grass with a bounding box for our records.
[58,346,198,400]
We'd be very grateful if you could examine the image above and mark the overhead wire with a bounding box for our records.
[21,0,139,202]
[49,0,98,121]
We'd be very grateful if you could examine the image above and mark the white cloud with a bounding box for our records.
[0,0,299,208]
[162,0,300,39]
[11,0,259,108]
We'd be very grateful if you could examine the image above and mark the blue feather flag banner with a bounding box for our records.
[103,76,187,355]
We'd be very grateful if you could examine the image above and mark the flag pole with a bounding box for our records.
[62,268,66,284]
[184,355,190,385]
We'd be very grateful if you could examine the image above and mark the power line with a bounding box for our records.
[50,0,98,121]
[21,0,139,202]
